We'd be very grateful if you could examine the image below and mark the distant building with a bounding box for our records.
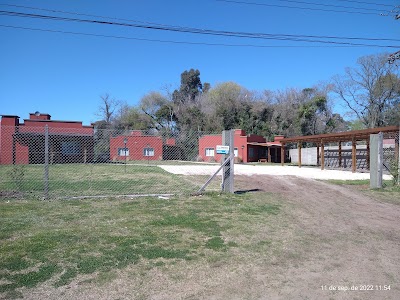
[110,131,178,161]
[0,112,94,164]
[198,129,287,163]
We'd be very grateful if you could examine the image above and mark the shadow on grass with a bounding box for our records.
[234,188,262,194]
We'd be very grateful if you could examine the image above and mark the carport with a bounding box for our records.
[279,125,399,173]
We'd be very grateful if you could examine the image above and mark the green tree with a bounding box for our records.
[139,91,170,130]
[115,104,152,130]
[332,53,400,128]
[173,69,203,104]
[297,93,328,136]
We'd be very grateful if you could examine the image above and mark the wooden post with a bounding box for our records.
[321,141,325,170]
[267,146,271,163]
[352,137,357,173]
[298,142,302,168]
[338,141,342,168]
[317,144,320,166]
[281,143,285,166]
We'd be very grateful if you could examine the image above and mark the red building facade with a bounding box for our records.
[110,131,176,162]
[198,129,286,163]
[0,113,94,164]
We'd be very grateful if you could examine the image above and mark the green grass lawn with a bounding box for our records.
[0,163,203,199]
[0,192,283,299]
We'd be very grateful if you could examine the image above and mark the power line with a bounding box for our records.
[1,10,399,48]
[335,0,396,8]
[0,24,366,48]
[215,0,388,15]
[0,3,181,29]
[269,0,392,12]
[0,4,397,42]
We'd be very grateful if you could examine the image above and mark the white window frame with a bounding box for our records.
[234,147,238,157]
[118,148,129,156]
[205,148,215,157]
[143,147,155,157]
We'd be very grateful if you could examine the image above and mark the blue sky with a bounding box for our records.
[0,0,399,125]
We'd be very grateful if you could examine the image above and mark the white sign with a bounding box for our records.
[216,145,230,154]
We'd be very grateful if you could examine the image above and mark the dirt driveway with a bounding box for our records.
[233,175,400,299]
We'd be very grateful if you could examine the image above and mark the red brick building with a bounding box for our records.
[0,113,94,164]
[110,131,176,161]
[198,129,286,163]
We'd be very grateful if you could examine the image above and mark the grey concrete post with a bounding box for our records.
[222,130,234,193]
[370,133,383,189]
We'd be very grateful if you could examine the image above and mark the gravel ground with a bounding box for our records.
[160,164,393,180]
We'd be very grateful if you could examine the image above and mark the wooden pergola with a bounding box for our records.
[279,125,399,173]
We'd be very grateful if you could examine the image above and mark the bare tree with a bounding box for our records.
[332,53,400,128]
[96,93,121,125]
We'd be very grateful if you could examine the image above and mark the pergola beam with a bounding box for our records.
[279,125,399,144]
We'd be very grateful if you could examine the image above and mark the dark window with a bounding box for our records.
[61,141,80,155]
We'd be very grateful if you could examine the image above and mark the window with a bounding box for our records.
[61,141,80,155]
[249,147,254,158]
[205,148,215,157]
[234,147,238,157]
[143,147,154,157]
[118,148,129,156]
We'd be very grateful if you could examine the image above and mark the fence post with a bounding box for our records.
[222,130,234,193]
[44,125,49,199]
[370,132,383,189]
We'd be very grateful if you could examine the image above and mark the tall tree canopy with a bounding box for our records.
[332,53,400,128]
[173,69,203,104]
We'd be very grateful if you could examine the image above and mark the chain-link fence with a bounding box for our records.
[0,125,228,199]
[383,130,400,184]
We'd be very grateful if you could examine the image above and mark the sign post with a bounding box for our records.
[221,130,234,193]
[197,130,235,194]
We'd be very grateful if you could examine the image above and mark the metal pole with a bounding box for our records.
[44,125,49,199]
[147,144,150,164]
[124,138,127,173]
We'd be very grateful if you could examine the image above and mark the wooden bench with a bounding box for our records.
[258,158,268,163]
